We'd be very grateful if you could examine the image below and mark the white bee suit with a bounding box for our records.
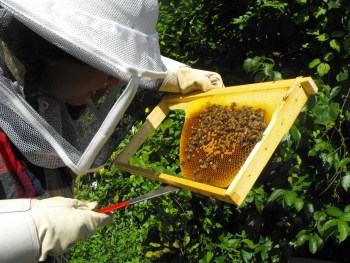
[0,0,224,261]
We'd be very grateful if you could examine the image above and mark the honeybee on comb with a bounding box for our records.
[180,102,267,188]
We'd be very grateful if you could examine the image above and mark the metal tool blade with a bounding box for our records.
[97,185,181,213]
[129,185,181,205]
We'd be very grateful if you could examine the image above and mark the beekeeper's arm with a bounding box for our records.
[159,56,224,94]
[0,197,112,263]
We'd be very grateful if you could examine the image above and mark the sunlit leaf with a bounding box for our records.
[309,236,317,254]
[267,189,286,202]
[297,234,309,246]
[341,173,350,192]
[290,125,301,145]
[338,220,348,243]
[317,63,330,76]
[149,243,161,247]
[326,206,344,218]
[284,190,297,206]
[330,39,341,52]
[309,58,321,68]
[295,198,304,212]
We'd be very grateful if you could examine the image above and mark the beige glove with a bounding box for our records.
[159,56,224,94]
[30,197,112,261]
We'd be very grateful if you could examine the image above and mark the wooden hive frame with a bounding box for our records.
[113,77,318,206]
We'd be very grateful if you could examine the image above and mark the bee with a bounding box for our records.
[192,178,197,182]
[187,155,191,161]
[194,168,200,175]
[206,176,212,182]
[242,142,249,148]
[181,161,185,165]
[209,196,217,203]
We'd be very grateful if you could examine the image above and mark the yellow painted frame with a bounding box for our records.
[113,77,318,206]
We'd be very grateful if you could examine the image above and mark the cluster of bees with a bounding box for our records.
[180,102,267,188]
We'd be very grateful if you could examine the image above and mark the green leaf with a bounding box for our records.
[309,236,317,254]
[297,12,309,24]
[316,33,329,41]
[153,251,161,258]
[328,1,341,9]
[113,193,119,203]
[338,70,349,82]
[161,118,173,132]
[317,63,330,77]
[267,189,286,202]
[242,239,254,247]
[295,198,304,212]
[330,39,341,52]
[284,190,297,206]
[244,56,261,73]
[309,58,321,68]
[341,212,350,221]
[338,220,348,243]
[272,71,282,81]
[260,246,268,260]
[173,240,180,248]
[341,173,350,192]
[242,247,254,263]
[325,206,344,218]
[304,202,314,220]
[263,63,274,76]
[323,219,338,240]
[290,125,301,145]
[162,248,171,253]
[149,243,161,247]
[145,251,154,258]
[142,151,149,163]
[312,103,339,125]
[329,86,341,99]
[345,205,350,213]
[297,234,309,246]
[254,72,266,83]
[323,51,334,62]
[206,251,214,263]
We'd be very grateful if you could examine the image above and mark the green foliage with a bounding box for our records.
[68,0,350,262]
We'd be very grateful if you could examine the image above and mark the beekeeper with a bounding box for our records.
[0,0,224,262]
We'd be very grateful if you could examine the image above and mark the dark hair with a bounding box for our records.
[0,13,86,111]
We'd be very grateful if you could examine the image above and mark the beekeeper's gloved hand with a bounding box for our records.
[159,56,225,94]
[30,197,112,261]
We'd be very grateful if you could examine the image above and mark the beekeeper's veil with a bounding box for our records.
[0,0,166,174]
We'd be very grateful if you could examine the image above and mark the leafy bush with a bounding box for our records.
[68,0,350,262]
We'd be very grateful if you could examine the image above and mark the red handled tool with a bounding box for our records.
[97,185,181,213]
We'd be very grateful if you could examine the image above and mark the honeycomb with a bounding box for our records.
[178,86,290,188]
[180,102,267,188]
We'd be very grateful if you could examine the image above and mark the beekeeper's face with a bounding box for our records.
[43,59,119,106]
